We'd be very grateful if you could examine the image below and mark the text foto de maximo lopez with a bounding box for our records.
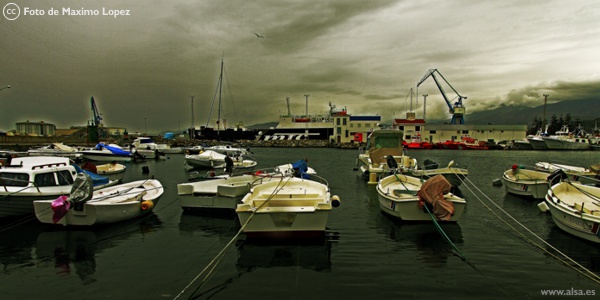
[23,7,131,18]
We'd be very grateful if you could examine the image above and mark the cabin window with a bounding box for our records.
[336,118,341,125]
[0,173,29,187]
[430,130,437,134]
[415,126,420,131]
[34,172,57,187]
[462,130,469,134]
[343,118,347,125]
[57,170,74,186]
[366,123,370,128]
[337,127,341,134]
[345,130,349,138]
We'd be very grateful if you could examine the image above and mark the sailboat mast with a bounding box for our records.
[217,59,224,135]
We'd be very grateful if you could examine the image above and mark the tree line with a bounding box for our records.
[528,113,598,136]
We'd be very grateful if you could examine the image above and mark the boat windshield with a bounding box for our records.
[0,172,29,187]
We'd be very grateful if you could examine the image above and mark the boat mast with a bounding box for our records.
[217,58,224,136]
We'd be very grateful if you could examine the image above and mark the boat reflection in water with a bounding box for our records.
[235,234,335,273]
[544,225,600,274]
[377,213,464,268]
[178,211,240,239]
[34,214,162,283]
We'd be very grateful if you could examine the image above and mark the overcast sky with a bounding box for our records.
[1,0,599,133]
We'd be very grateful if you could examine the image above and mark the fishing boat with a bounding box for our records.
[542,125,593,150]
[501,165,554,199]
[178,160,316,211]
[543,180,600,243]
[235,176,340,238]
[33,176,164,226]
[526,126,548,150]
[376,173,466,222]
[355,129,417,184]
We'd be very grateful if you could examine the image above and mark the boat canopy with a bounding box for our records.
[367,130,405,163]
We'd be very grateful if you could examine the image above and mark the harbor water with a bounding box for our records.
[1,148,599,299]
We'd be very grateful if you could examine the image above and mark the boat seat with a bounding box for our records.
[252,199,321,207]
[393,189,418,196]
[573,202,600,216]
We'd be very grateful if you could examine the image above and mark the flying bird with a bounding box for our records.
[253,33,264,38]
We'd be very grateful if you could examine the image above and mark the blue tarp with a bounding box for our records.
[164,132,175,140]
[96,143,131,156]
[72,164,110,186]
[292,159,310,179]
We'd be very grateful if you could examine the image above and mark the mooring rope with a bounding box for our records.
[458,173,600,285]
[174,175,293,300]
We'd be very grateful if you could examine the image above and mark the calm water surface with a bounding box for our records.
[1,148,599,299]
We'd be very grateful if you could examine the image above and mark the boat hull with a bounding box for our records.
[235,178,333,237]
[526,137,548,150]
[34,179,163,226]
[545,183,600,243]
[543,138,592,150]
[501,169,550,199]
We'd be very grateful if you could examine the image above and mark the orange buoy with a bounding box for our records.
[141,200,154,211]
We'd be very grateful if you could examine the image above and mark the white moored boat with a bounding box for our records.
[27,143,84,162]
[78,143,133,162]
[0,156,78,218]
[178,161,317,211]
[409,159,468,188]
[377,173,466,222]
[235,176,340,238]
[501,166,554,199]
[81,161,126,183]
[543,181,600,243]
[534,162,599,186]
[185,150,257,170]
[34,178,164,226]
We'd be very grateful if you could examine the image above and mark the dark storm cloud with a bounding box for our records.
[1,0,599,132]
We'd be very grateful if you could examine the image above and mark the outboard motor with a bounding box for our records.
[70,173,94,211]
[386,155,398,170]
[423,159,439,170]
[546,169,567,185]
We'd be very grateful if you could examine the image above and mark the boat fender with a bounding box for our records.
[141,200,154,211]
[492,178,503,186]
[142,166,150,174]
[331,195,341,207]
[537,201,549,213]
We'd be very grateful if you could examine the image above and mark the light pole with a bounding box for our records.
[304,94,310,139]
[144,117,147,135]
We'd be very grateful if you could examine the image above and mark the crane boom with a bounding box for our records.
[90,97,103,127]
[416,69,467,124]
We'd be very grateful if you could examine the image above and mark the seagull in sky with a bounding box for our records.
[253,32,264,38]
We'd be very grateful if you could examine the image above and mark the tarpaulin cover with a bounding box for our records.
[72,164,109,186]
[292,159,310,179]
[97,143,132,156]
[416,174,455,221]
